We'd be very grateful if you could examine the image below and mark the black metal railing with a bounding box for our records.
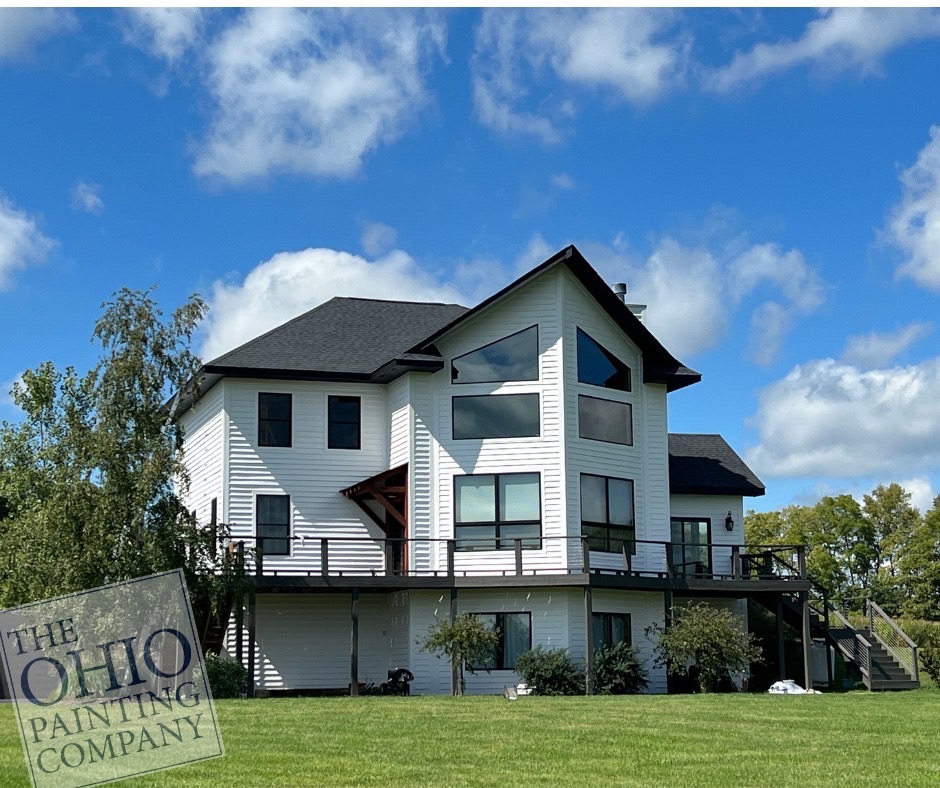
[869,599,919,684]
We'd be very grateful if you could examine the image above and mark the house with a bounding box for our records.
[177,245,917,695]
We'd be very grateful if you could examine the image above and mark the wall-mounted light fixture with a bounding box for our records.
[725,511,735,532]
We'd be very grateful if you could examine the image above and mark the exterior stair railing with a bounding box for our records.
[868,599,920,685]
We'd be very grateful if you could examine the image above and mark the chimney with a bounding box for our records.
[611,282,627,303]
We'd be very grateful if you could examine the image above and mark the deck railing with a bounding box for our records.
[868,599,919,684]
[228,535,808,583]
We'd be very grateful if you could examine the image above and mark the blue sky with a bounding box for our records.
[2,7,940,514]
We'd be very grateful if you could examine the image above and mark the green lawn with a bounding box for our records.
[2,691,938,787]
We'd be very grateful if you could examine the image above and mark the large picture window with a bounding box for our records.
[451,326,538,384]
[453,393,540,440]
[258,393,291,447]
[581,474,635,554]
[578,395,632,445]
[328,395,361,449]
[454,472,541,551]
[577,328,631,391]
[256,494,291,557]
[472,613,532,670]
[592,612,632,653]
[670,518,711,577]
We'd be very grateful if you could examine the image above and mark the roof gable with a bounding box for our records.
[668,434,765,497]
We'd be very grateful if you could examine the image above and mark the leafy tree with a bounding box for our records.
[419,613,499,695]
[897,496,940,621]
[646,602,762,692]
[0,288,236,618]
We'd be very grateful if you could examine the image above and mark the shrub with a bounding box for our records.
[515,646,585,696]
[205,652,248,698]
[593,642,648,695]
[898,619,940,686]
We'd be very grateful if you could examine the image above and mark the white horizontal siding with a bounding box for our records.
[226,378,389,574]
[179,381,225,525]
[388,376,410,468]
[407,590,455,696]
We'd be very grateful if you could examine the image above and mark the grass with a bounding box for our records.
[2,691,939,787]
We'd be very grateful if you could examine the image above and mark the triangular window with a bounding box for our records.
[577,328,631,391]
[452,326,538,384]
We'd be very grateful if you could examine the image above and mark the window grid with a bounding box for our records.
[258,392,292,447]
[581,473,636,554]
[471,612,533,670]
[454,472,542,552]
[328,395,361,450]
[256,494,291,557]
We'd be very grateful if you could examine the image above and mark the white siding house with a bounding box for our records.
[179,245,779,696]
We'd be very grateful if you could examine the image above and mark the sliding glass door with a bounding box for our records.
[670,518,711,577]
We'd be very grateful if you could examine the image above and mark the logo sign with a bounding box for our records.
[0,570,224,787]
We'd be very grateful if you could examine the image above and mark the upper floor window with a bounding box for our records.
[258,393,291,447]
[577,328,631,391]
[257,494,291,557]
[452,326,538,384]
[581,473,635,554]
[328,395,361,450]
[578,395,632,445]
[453,393,540,440]
[473,612,532,670]
[454,472,541,551]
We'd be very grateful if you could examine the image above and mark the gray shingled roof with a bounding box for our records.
[668,434,765,497]
[205,297,469,377]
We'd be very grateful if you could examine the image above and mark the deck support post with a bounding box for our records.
[776,595,786,681]
[350,589,360,696]
[801,591,813,690]
[584,585,594,696]
[246,583,256,699]
[450,587,459,696]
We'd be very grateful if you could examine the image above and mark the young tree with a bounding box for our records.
[897,496,940,621]
[0,288,234,614]
[419,613,499,695]
[646,602,762,692]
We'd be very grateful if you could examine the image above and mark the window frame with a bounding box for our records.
[580,473,636,554]
[454,472,542,551]
[470,612,533,671]
[576,327,632,392]
[255,493,291,557]
[452,393,541,441]
[592,612,632,652]
[578,394,633,446]
[258,392,292,448]
[450,325,539,385]
[669,517,713,577]
[327,395,362,450]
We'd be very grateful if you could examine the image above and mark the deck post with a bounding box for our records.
[514,539,523,576]
[450,587,459,695]
[447,539,455,577]
[350,589,360,696]
[246,583,257,698]
[801,591,813,689]
[584,585,594,696]
[321,538,329,577]
[581,537,591,574]
[776,595,786,681]
[731,545,741,580]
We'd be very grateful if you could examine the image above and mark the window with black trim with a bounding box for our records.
[581,473,636,553]
[454,472,541,551]
[577,328,631,391]
[670,518,712,577]
[258,393,291,447]
[256,494,290,556]
[592,612,632,652]
[328,395,361,449]
[453,393,540,440]
[578,394,632,445]
[472,613,532,670]
[451,326,538,383]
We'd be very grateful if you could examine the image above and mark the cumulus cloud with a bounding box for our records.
[70,182,105,214]
[897,477,936,515]
[122,8,205,64]
[200,247,466,360]
[0,194,55,290]
[472,8,686,142]
[841,323,932,369]
[705,8,940,92]
[0,9,76,61]
[887,125,940,291]
[190,8,445,183]
[581,235,824,362]
[746,357,940,479]
[359,222,398,258]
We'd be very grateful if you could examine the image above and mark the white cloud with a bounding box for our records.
[189,8,445,184]
[887,125,940,292]
[551,173,576,191]
[70,182,104,214]
[200,247,466,360]
[897,477,936,515]
[0,9,76,61]
[841,322,932,369]
[0,374,22,415]
[359,222,398,258]
[472,8,686,142]
[746,357,940,479]
[122,8,205,64]
[705,8,940,92]
[0,194,55,290]
[581,235,824,362]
